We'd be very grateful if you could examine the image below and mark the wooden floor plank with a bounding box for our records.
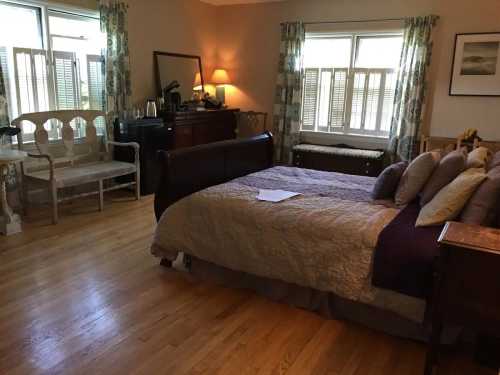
[0,192,494,375]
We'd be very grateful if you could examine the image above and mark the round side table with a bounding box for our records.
[0,149,27,236]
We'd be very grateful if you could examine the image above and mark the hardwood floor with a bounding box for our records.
[0,193,494,375]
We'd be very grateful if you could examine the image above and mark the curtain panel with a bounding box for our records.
[0,61,9,131]
[0,60,19,204]
[389,15,438,161]
[273,22,305,164]
[100,0,132,138]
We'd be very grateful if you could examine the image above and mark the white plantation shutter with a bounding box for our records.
[87,54,104,111]
[301,67,396,136]
[346,68,395,135]
[13,48,52,140]
[302,68,348,132]
[301,33,403,137]
[53,51,79,110]
[13,48,51,115]
[380,72,397,132]
[53,51,83,137]
[0,47,12,119]
[87,54,105,134]
[347,69,367,130]
[329,68,348,130]
[364,72,382,131]
[301,68,319,131]
[317,69,332,132]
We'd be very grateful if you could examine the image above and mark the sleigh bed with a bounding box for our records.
[151,132,445,340]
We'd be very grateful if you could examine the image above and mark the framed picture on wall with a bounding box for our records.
[449,32,500,96]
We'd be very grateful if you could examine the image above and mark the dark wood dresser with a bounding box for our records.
[114,109,238,195]
[162,109,238,149]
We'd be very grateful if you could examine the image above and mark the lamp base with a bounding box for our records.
[215,86,226,105]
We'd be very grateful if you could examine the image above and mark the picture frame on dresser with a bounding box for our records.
[449,32,500,96]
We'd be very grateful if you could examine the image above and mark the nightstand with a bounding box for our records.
[425,222,500,375]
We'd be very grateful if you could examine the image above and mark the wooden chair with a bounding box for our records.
[12,110,140,224]
[235,111,267,139]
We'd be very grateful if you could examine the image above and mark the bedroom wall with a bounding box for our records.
[56,0,218,106]
[216,0,500,142]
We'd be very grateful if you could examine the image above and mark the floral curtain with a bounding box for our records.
[388,15,438,161]
[272,22,305,164]
[99,0,132,138]
[0,62,8,132]
[0,61,19,206]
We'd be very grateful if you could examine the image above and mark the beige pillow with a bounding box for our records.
[416,168,487,227]
[466,147,490,169]
[395,151,441,206]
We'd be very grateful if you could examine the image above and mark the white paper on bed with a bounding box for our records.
[256,189,301,203]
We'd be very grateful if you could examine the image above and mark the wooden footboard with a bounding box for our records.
[154,132,274,221]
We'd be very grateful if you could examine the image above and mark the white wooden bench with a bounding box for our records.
[12,110,140,224]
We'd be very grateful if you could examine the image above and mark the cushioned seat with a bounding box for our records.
[293,144,384,159]
[25,161,137,188]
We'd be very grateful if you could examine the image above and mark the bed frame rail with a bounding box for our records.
[154,131,274,221]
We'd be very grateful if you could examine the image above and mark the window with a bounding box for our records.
[0,1,105,142]
[301,31,403,138]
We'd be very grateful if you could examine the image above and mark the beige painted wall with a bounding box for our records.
[55,0,500,141]
[57,0,217,106]
[216,0,500,141]
[126,0,217,106]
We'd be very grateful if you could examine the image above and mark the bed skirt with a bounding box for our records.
[179,254,431,342]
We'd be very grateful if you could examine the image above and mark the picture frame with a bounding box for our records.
[449,32,500,97]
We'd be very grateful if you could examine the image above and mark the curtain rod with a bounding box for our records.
[304,18,405,25]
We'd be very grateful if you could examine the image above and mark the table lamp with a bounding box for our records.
[211,68,231,104]
[193,72,203,91]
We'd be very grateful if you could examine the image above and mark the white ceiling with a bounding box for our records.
[201,0,285,5]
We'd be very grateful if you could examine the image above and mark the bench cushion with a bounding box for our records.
[293,144,384,160]
[25,161,136,188]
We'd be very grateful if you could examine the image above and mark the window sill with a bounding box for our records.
[300,131,389,149]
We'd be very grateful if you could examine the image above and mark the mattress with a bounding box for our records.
[151,166,426,322]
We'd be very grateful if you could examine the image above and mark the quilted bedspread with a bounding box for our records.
[151,166,426,322]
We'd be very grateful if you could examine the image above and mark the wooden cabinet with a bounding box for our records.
[292,144,385,177]
[425,222,500,375]
[114,118,172,196]
[162,109,239,149]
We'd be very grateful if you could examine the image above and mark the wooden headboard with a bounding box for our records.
[420,136,500,154]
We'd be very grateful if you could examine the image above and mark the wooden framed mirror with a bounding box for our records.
[153,51,204,102]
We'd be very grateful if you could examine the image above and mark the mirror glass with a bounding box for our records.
[155,52,204,103]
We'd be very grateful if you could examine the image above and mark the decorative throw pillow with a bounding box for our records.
[460,166,500,226]
[372,162,408,200]
[395,151,441,206]
[416,168,487,227]
[489,151,500,170]
[466,146,490,169]
[420,149,467,206]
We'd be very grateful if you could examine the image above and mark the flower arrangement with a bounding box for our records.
[459,128,482,143]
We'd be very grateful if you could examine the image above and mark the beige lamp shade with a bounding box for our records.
[193,72,203,91]
[211,69,231,86]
